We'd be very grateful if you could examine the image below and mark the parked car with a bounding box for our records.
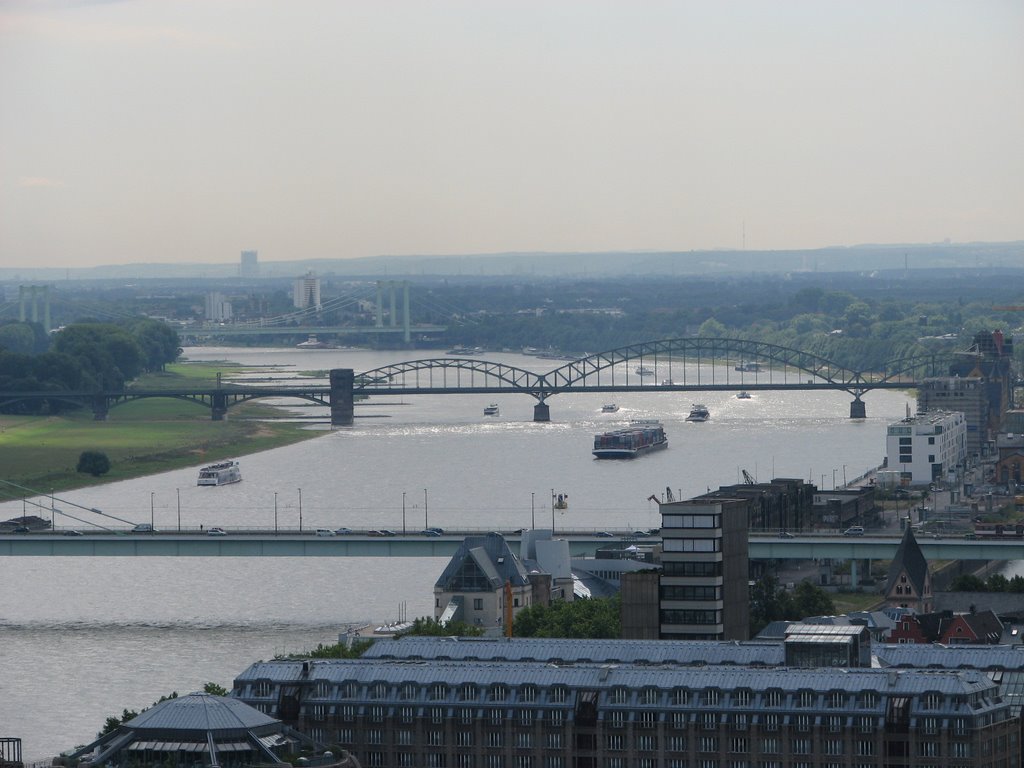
[425,526,444,535]
[207,527,227,536]
[315,528,336,537]
[843,526,865,536]
[379,529,397,537]
[12,525,30,533]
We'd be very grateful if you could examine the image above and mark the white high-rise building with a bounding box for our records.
[204,292,233,322]
[293,271,321,310]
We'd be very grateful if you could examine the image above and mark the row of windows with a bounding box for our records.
[662,561,722,577]
[662,514,720,529]
[662,538,721,553]
[252,682,969,714]
[660,585,721,602]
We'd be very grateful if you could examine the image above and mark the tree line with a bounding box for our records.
[0,318,180,413]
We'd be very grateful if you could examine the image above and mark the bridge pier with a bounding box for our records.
[533,401,550,422]
[330,369,355,426]
[850,397,866,419]
[211,392,228,421]
[91,394,109,421]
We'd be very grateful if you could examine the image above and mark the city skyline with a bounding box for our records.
[1,0,1022,269]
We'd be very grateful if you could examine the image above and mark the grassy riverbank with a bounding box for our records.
[0,362,325,498]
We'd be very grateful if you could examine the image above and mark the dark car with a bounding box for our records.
[421,529,442,537]
[379,529,397,537]
[779,531,795,538]
[63,530,85,537]
[596,531,615,538]
[425,526,444,534]
[12,525,30,533]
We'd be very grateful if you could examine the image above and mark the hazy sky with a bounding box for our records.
[1,1,1021,268]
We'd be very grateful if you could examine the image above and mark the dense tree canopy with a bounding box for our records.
[0,319,180,413]
[749,576,836,636]
[513,596,620,639]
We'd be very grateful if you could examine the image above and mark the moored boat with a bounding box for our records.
[593,420,667,459]
[296,334,335,349]
[197,460,242,486]
[686,404,710,422]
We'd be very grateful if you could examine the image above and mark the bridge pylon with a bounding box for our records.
[330,369,355,426]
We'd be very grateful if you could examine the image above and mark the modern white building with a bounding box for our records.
[886,410,967,486]
[204,291,233,322]
[293,271,321,310]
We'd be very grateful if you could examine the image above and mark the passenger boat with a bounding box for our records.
[737,391,752,399]
[661,378,675,386]
[197,460,241,486]
[734,361,762,373]
[296,334,335,349]
[686,404,710,422]
[635,366,655,377]
[593,420,668,459]
[601,403,620,413]
[483,403,500,416]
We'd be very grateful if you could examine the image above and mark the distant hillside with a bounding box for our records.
[2,240,1022,281]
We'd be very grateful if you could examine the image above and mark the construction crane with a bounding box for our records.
[741,469,756,485]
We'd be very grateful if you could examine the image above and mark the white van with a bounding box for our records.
[315,528,336,537]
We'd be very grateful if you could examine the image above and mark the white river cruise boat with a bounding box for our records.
[197,460,242,486]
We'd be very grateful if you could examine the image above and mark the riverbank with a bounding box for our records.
[0,362,325,498]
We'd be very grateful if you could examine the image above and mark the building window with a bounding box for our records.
[699,736,719,752]
[546,732,562,749]
[610,687,628,704]
[764,689,783,707]
[456,731,473,747]
[606,734,624,751]
[490,685,507,702]
[640,687,659,705]
[474,598,484,610]
[521,685,537,703]
[550,687,567,704]
[734,689,752,707]
[430,684,447,701]
[460,684,476,701]
[254,680,272,697]
[487,731,504,748]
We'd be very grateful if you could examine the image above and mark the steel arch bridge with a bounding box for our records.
[0,337,962,422]
[351,337,958,421]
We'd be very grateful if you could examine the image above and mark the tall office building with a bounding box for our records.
[240,250,259,277]
[293,271,321,311]
[658,497,749,641]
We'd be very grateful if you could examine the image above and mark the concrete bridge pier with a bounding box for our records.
[533,400,550,422]
[850,396,866,419]
[91,394,109,421]
[211,392,228,421]
[330,368,355,426]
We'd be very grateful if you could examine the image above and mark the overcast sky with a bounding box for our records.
[1,1,1021,268]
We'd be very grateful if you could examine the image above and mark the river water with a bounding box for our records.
[0,346,1007,758]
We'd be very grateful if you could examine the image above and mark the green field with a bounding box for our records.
[0,362,324,497]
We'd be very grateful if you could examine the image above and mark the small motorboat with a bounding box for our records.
[737,391,752,399]
[686,404,710,422]
[483,403,500,416]
[601,404,620,413]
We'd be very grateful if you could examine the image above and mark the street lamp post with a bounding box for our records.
[402,491,407,535]
[298,488,303,532]
[150,491,155,528]
[531,492,535,530]
[833,469,837,490]
[176,488,181,532]
[274,492,278,533]
[51,489,55,531]
[843,465,847,487]
[550,488,555,532]
[424,489,428,529]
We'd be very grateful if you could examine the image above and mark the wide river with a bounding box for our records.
[1,346,1018,758]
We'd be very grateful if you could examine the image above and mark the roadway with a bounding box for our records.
[1,530,1023,560]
